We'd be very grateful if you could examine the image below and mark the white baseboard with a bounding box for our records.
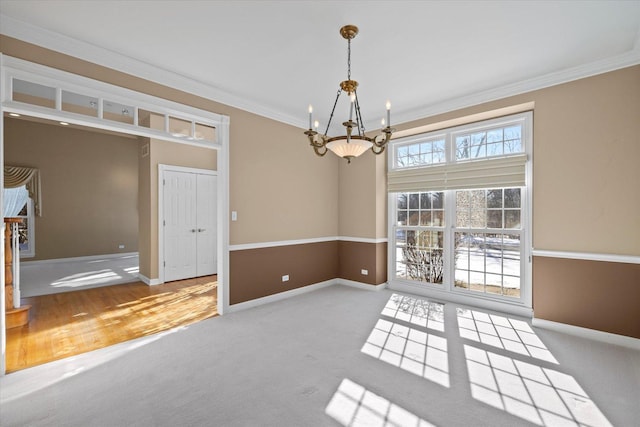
[532,318,640,351]
[138,274,162,286]
[226,279,338,313]
[339,279,387,291]
[21,252,139,266]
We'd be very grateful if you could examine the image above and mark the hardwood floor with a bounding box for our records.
[5,275,218,373]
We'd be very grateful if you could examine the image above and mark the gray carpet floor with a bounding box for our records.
[1,285,638,426]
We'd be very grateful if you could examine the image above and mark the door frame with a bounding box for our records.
[158,164,218,285]
[0,54,231,375]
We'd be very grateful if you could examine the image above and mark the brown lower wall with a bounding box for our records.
[229,240,387,304]
[229,241,338,305]
[338,241,388,285]
[533,256,640,338]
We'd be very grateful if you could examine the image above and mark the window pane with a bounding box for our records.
[456,136,470,160]
[432,210,444,226]
[432,192,444,209]
[397,194,407,209]
[395,139,446,167]
[12,79,56,108]
[487,129,503,143]
[408,211,419,226]
[487,210,502,228]
[409,193,419,209]
[453,227,521,298]
[504,125,522,154]
[420,193,431,209]
[62,91,99,117]
[505,210,521,229]
[470,132,487,159]
[195,122,216,141]
[397,230,444,284]
[169,116,192,137]
[138,109,165,131]
[488,142,503,156]
[487,189,502,208]
[468,190,486,228]
[419,211,431,226]
[504,188,521,208]
[103,100,134,125]
[397,210,407,226]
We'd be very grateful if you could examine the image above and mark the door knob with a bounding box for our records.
[190,229,196,233]
[198,228,205,232]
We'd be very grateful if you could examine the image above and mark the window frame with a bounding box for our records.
[16,197,35,258]
[387,111,533,316]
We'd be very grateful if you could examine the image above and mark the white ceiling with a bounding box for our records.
[1,1,639,133]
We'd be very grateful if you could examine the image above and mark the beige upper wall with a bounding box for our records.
[338,150,387,239]
[229,110,338,244]
[395,65,640,256]
[4,118,139,260]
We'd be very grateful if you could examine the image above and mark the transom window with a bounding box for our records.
[395,137,446,168]
[454,124,522,161]
[2,57,224,149]
[388,112,531,310]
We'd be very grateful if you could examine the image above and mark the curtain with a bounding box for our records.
[4,166,41,216]
[3,186,29,217]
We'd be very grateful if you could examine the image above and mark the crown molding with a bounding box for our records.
[3,14,639,132]
[0,14,303,128]
[389,48,640,129]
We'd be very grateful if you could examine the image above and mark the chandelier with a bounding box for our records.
[305,25,394,163]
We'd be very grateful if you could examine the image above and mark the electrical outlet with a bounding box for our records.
[361,269,368,275]
[282,275,289,282]
[118,244,125,249]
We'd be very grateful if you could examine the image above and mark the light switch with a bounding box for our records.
[231,211,237,221]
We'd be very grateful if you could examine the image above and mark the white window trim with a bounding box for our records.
[387,111,533,317]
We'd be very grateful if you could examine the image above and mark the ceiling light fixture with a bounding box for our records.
[59,122,69,126]
[305,25,394,163]
[9,113,21,117]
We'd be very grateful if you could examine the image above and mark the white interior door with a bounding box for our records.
[163,170,197,282]
[196,174,217,275]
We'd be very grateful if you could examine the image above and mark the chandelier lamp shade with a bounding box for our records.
[305,25,394,163]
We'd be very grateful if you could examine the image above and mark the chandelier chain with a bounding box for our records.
[354,91,365,135]
[347,38,351,80]
[324,88,342,135]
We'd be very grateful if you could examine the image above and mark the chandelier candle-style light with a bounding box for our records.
[305,25,394,163]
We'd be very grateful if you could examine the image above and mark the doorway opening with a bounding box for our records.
[0,55,230,375]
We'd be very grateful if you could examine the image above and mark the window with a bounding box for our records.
[15,198,35,257]
[395,191,445,284]
[454,188,522,298]
[388,112,531,309]
[3,186,35,257]
[395,136,446,168]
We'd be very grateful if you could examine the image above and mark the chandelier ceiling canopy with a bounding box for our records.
[305,25,394,163]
